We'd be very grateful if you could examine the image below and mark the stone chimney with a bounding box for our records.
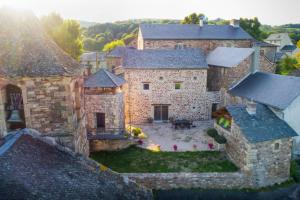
[230,19,240,28]
[199,16,205,27]
[246,100,257,115]
[250,45,260,73]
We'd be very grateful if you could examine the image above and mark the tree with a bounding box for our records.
[181,13,205,24]
[297,40,300,48]
[277,56,298,75]
[103,40,125,52]
[41,14,83,60]
[239,17,265,40]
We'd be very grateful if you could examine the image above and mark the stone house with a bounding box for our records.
[111,48,209,124]
[215,103,297,187]
[229,72,300,154]
[80,52,107,73]
[84,69,126,134]
[265,33,293,51]
[137,19,253,52]
[0,9,88,155]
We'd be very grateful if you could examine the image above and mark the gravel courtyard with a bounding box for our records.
[136,120,215,152]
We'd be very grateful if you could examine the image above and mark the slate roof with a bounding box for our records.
[275,52,286,62]
[207,47,254,68]
[0,8,82,77]
[229,72,300,110]
[227,104,297,143]
[80,52,106,62]
[107,46,133,58]
[0,134,151,199]
[84,69,126,88]
[109,48,208,69]
[281,45,297,51]
[254,41,278,47]
[266,33,290,41]
[139,24,253,40]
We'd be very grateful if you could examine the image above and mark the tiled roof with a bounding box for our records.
[84,69,126,88]
[227,104,297,143]
[207,47,254,68]
[107,46,133,58]
[139,24,253,40]
[266,33,290,41]
[229,72,300,110]
[0,8,82,77]
[281,45,297,51]
[111,48,208,69]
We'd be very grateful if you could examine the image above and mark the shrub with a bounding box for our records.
[214,135,227,144]
[290,160,300,182]
[132,127,142,138]
[207,128,218,138]
[207,128,227,144]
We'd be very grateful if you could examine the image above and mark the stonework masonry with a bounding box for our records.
[123,172,251,190]
[85,88,125,133]
[215,121,293,187]
[139,39,252,53]
[123,69,209,124]
[0,76,89,155]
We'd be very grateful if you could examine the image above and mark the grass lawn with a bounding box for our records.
[90,147,238,173]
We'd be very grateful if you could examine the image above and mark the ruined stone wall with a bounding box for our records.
[85,88,125,133]
[123,69,209,124]
[142,39,252,53]
[216,121,293,187]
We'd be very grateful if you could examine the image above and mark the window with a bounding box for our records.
[212,103,218,113]
[193,77,197,80]
[159,76,164,80]
[274,143,280,150]
[175,83,181,90]
[175,43,185,49]
[143,83,150,90]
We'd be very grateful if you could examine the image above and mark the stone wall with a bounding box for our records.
[123,172,250,190]
[216,121,293,187]
[85,88,125,133]
[260,55,276,73]
[90,139,136,152]
[207,57,251,92]
[0,76,89,155]
[106,57,123,72]
[123,69,209,124]
[141,39,252,53]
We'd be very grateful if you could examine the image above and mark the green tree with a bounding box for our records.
[103,40,125,52]
[297,40,300,48]
[239,17,265,40]
[181,13,205,24]
[277,56,298,75]
[41,14,83,60]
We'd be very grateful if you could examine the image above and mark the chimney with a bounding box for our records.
[230,19,240,28]
[199,16,205,27]
[250,45,260,73]
[246,100,257,115]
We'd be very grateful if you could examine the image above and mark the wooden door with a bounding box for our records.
[96,113,105,128]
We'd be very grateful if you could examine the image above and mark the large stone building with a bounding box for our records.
[0,9,88,155]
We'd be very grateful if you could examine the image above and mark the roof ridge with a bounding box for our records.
[104,69,118,87]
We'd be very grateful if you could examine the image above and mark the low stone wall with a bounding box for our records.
[90,139,136,152]
[123,172,250,190]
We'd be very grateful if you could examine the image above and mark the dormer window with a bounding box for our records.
[175,43,185,50]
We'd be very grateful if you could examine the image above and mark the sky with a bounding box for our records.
[0,0,299,25]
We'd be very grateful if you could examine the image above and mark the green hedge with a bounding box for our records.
[206,128,227,144]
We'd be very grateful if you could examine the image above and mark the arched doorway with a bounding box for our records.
[5,84,26,131]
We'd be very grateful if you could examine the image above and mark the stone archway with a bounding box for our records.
[0,83,26,136]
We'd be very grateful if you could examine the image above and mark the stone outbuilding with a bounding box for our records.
[84,69,126,134]
[215,103,297,187]
[0,9,88,155]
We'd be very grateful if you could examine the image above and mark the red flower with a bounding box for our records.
[208,143,214,149]
[173,145,178,151]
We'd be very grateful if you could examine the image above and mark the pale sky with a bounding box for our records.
[0,0,299,25]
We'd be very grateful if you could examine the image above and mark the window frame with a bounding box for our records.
[143,83,150,90]
[174,82,182,90]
